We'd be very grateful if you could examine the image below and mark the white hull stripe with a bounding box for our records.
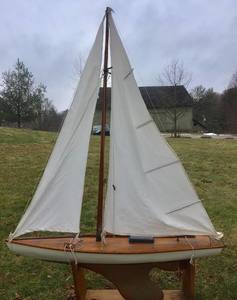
[7,242,223,265]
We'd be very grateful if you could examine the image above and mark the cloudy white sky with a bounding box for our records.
[0,0,236,111]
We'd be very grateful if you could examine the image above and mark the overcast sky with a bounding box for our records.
[0,0,236,111]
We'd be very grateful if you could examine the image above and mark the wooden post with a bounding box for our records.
[182,260,195,300]
[96,7,110,241]
[71,263,87,300]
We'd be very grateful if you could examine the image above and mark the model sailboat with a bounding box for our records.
[7,6,223,276]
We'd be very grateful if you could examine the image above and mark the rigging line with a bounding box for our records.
[64,236,83,265]
[63,243,72,264]
[185,236,195,265]
[70,244,78,265]
[101,230,107,245]
[63,236,75,264]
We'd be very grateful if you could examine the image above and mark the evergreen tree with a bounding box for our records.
[1,59,35,127]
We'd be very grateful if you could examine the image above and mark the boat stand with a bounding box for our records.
[71,260,195,300]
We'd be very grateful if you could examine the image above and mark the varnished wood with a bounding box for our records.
[83,263,164,300]
[85,289,184,300]
[72,261,191,300]
[11,235,224,254]
[86,290,124,300]
[182,261,195,300]
[96,7,110,241]
[71,263,87,300]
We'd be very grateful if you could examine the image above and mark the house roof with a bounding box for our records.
[96,85,193,109]
[139,86,193,108]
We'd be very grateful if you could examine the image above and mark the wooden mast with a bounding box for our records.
[96,7,110,241]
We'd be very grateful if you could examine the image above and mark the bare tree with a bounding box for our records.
[228,70,237,89]
[158,59,192,137]
[71,53,85,81]
[190,85,206,103]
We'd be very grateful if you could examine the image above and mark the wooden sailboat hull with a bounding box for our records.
[7,235,223,264]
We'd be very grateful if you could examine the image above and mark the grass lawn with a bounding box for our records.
[0,127,236,299]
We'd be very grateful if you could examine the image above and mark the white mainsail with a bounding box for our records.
[103,14,219,238]
[11,21,104,239]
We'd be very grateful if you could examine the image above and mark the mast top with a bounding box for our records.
[106,7,113,14]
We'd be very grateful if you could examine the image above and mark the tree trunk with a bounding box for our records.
[174,85,177,138]
[174,110,177,138]
[17,104,21,128]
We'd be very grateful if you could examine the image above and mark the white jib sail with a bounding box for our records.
[11,21,104,239]
[103,14,220,238]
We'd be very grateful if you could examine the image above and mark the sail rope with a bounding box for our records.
[64,234,83,265]
[64,242,73,264]
[184,236,195,265]
[101,230,107,245]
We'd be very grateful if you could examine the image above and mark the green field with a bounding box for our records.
[0,127,236,299]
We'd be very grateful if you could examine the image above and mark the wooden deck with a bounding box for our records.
[11,235,223,254]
